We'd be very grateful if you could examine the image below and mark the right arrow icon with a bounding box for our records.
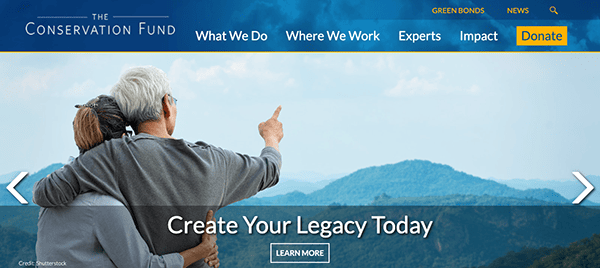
[572,172,594,205]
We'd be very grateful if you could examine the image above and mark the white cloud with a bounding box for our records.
[469,85,480,93]
[384,77,439,97]
[2,68,60,99]
[225,60,247,76]
[303,55,323,66]
[344,59,355,73]
[169,58,197,82]
[284,78,296,88]
[384,65,480,97]
[166,54,293,98]
[196,66,222,82]
[435,71,444,80]
[64,79,96,97]
[20,69,57,91]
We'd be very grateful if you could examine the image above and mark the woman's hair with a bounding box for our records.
[73,95,128,154]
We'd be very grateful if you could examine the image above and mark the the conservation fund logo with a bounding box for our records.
[25,13,175,36]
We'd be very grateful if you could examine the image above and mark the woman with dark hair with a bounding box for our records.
[73,95,130,154]
[36,95,220,268]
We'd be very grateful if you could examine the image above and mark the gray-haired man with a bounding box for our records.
[33,66,283,268]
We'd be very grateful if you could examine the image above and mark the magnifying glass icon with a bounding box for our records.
[550,6,558,15]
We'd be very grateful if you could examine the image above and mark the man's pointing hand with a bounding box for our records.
[259,105,284,151]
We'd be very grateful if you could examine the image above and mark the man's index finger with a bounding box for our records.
[271,105,282,119]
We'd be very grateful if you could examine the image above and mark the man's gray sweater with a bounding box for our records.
[33,133,281,267]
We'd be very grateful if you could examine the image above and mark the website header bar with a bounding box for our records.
[1,0,599,51]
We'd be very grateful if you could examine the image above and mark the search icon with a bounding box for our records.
[550,6,558,15]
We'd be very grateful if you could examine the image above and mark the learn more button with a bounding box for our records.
[270,243,330,263]
[516,26,567,46]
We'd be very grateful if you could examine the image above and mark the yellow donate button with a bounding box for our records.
[516,26,567,46]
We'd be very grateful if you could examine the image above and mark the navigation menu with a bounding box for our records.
[187,26,575,50]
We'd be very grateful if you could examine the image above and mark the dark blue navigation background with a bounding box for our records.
[1,0,600,51]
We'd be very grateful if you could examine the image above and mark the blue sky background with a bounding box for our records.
[0,53,599,182]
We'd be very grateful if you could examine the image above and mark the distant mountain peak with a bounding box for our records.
[243,159,569,206]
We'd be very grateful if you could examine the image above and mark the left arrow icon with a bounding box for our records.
[6,172,29,205]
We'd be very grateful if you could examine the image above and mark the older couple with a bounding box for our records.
[34,66,284,267]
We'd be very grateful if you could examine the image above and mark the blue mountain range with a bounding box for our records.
[238,160,580,205]
[2,160,595,206]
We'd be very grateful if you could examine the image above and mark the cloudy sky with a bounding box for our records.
[0,53,598,182]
